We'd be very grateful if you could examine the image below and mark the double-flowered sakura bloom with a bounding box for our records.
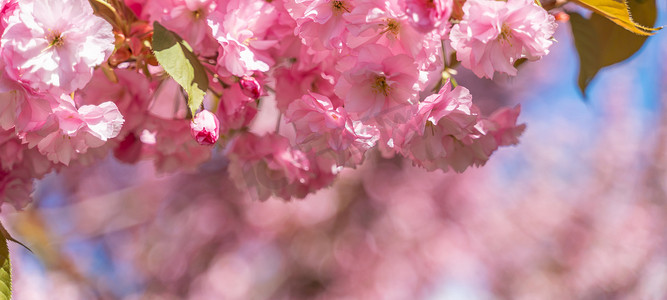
[214,82,258,134]
[399,80,524,172]
[0,0,553,205]
[335,44,419,120]
[346,0,430,59]
[288,0,354,52]
[227,133,336,201]
[273,56,339,112]
[0,169,32,210]
[144,0,219,55]
[21,95,124,165]
[397,80,478,170]
[449,0,556,78]
[285,92,378,167]
[0,60,26,130]
[0,0,114,94]
[144,117,213,173]
[207,0,278,76]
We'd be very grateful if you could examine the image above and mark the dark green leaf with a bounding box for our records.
[571,0,661,35]
[152,22,209,117]
[570,0,657,96]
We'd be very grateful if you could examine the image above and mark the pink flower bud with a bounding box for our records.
[190,110,220,145]
[239,76,262,99]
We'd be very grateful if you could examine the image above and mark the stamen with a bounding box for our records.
[498,23,513,45]
[192,9,203,20]
[372,75,391,96]
[381,19,401,36]
[332,1,351,13]
[47,31,65,48]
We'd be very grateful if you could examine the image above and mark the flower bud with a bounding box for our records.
[190,110,220,145]
[239,76,262,99]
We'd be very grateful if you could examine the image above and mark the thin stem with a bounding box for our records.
[275,114,282,134]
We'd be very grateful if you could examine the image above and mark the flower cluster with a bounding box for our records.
[0,0,556,205]
[0,0,123,209]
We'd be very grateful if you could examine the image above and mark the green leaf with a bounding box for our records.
[570,0,662,35]
[570,0,658,96]
[152,21,209,117]
[0,222,30,254]
[0,230,10,300]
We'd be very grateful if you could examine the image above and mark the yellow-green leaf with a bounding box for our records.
[0,222,31,254]
[0,231,10,300]
[152,22,209,118]
[571,0,661,35]
[570,0,657,95]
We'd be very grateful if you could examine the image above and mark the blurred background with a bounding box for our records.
[3,2,667,299]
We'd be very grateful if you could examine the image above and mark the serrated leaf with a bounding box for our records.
[0,232,10,300]
[570,0,657,96]
[0,221,31,254]
[570,0,661,35]
[152,21,209,117]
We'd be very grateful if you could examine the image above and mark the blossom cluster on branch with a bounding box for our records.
[0,0,556,205]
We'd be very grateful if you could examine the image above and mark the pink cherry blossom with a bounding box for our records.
[288,0,354,52]
[399,80,480,171]
[207,0,278,76]
[140,116,212,173]
[77,69,153,138]
[227,132,336,201]
[144,0,219,55]
[345,0,432,61]
[0,128,52,178]
[273,51,339,112]
[0,0,115,94]
[0,129,23,171]
[0,0,547,207]
[78,102,125,145]
[227,132,310,200]
[285,92,378,166]
[449,0,556,78]
[21,95,124,165]
[404,0,453,34]
[0,60,26,130]
[481,105,526,147]
[214,82,258,133]
[13,95,53,133]
[286,92,353,147]
[0,168,32,210]
[399,81,525,172]
[335,44,419,120]
[436,105,525,172]
[190,110,220,145]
